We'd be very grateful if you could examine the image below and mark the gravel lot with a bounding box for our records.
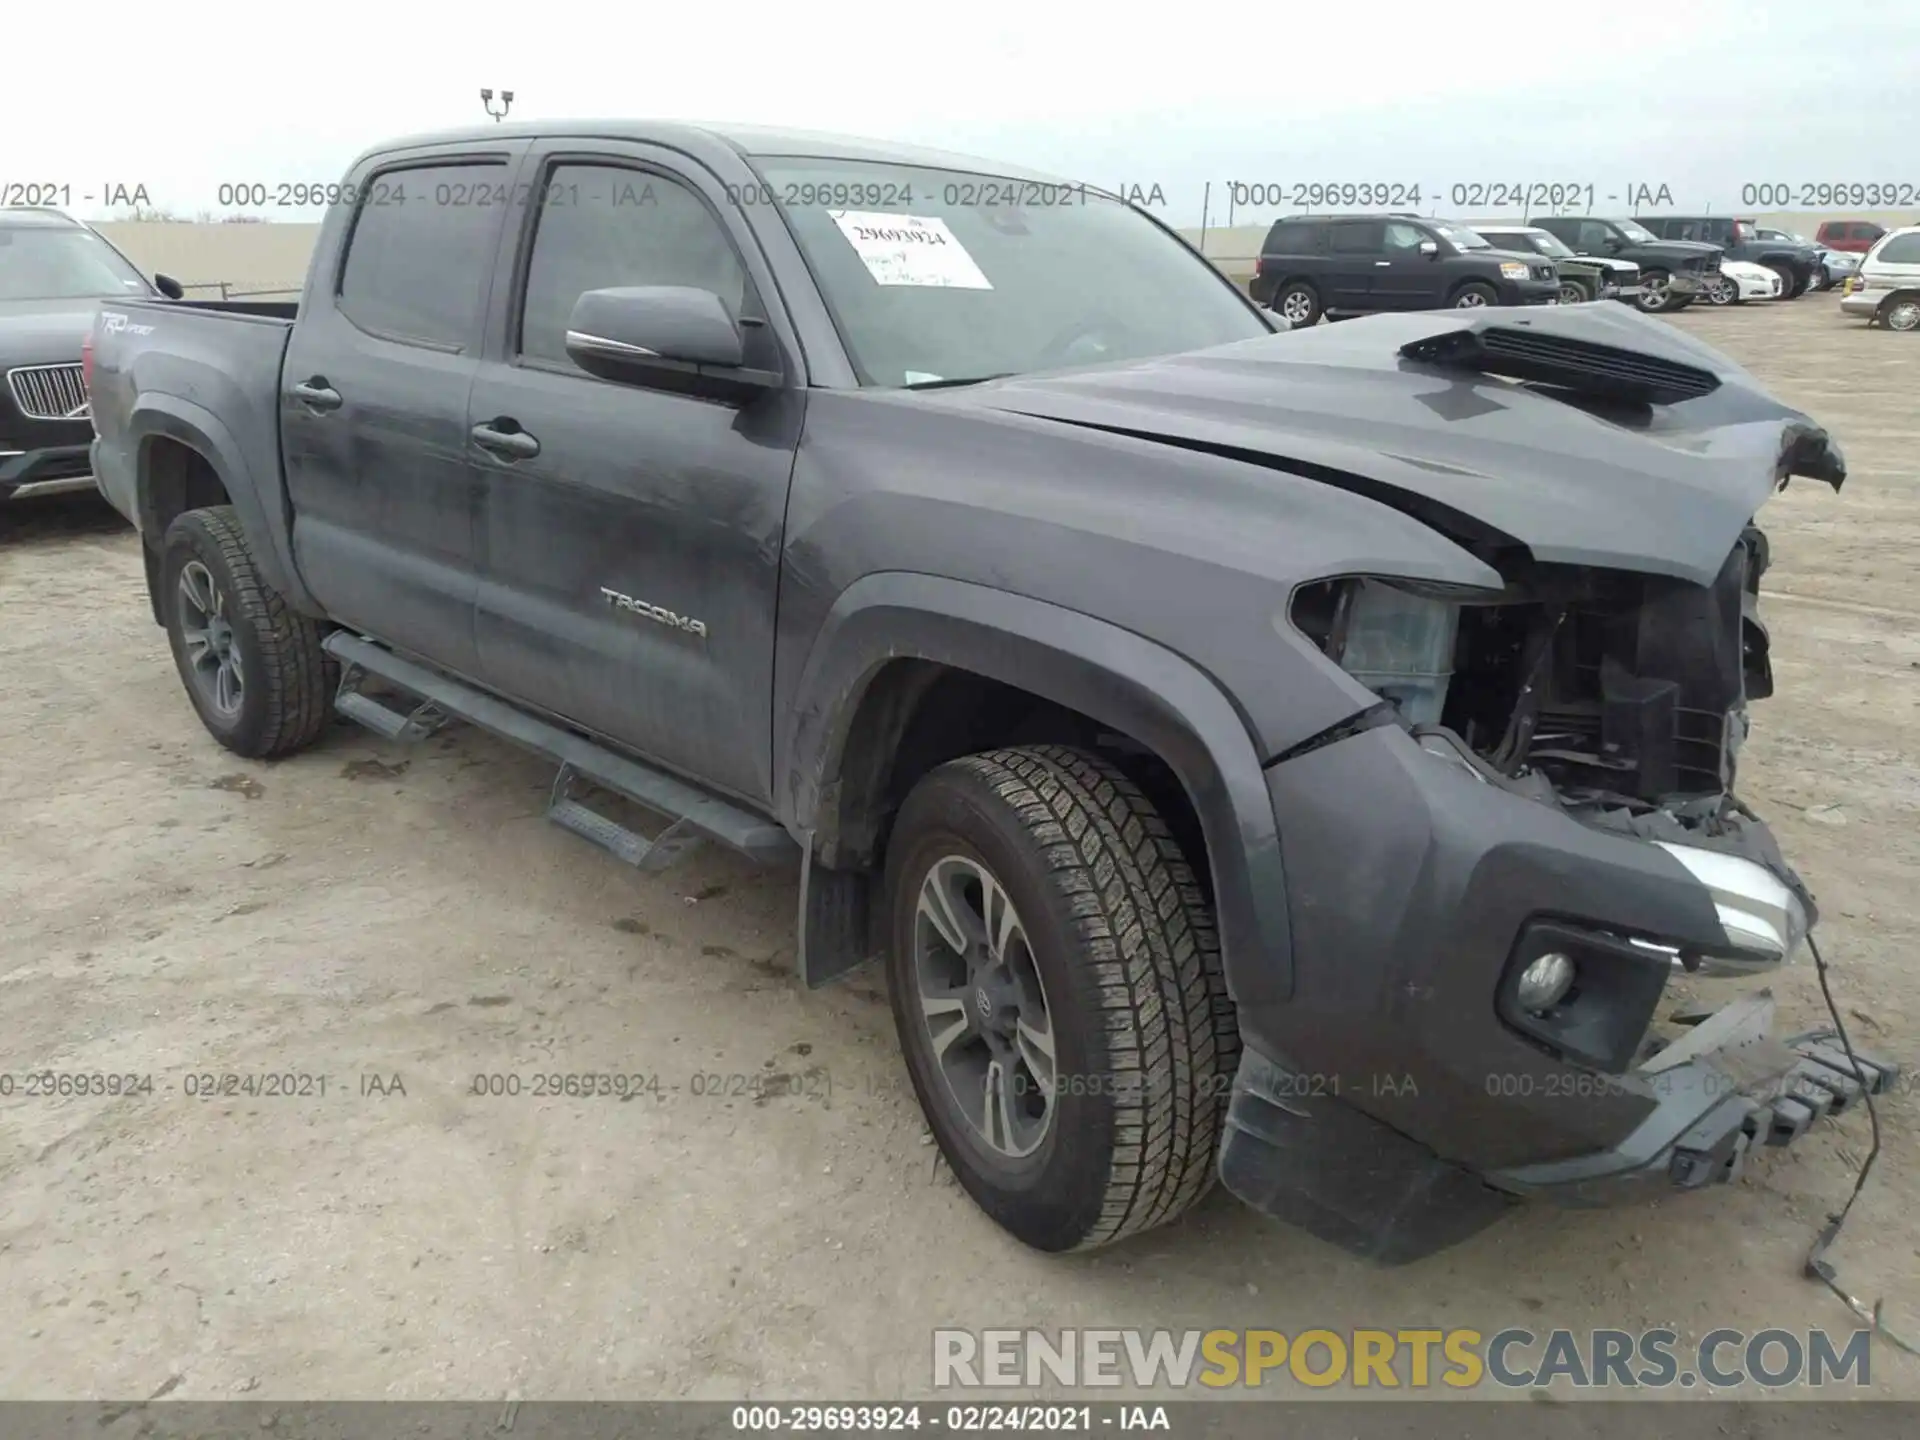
[2,296,1916,1403]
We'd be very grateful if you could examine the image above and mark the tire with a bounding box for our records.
[1274,282,1321,327]
[1703,273,1737,307]
[1878,294,1920,332]
[883,744,1238,1253]
[161,505,334,759]
[1558,279,1592,306]
[1635,269,1676,313]
[1766,262,1795,298]
[1451,282,1497,309]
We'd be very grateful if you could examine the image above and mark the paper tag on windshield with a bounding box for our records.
[829,211,993,289]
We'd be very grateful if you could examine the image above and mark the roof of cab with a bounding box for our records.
[351,120,1065,185]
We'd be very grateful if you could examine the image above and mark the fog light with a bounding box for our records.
[1517,952,1576,1013]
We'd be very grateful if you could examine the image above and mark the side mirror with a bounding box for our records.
[1603,236,1624,251]
[1418,240,1440,258]
[154,272,185,300]
[563,286,779,401]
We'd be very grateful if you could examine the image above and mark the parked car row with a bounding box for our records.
[1246,209,1918,325]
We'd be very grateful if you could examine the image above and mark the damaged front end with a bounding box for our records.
[1266,397,1898,1232]
[1291,519,1811,978]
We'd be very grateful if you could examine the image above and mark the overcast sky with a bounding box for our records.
[7,0,1917,227]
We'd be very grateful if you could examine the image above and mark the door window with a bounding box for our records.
[337,162,506,348]
[1577,221,1616,252]
[518,164,749,367]
[1383,222,1427,253]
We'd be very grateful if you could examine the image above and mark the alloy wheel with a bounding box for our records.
[1280,291,1314,323]
[1884,299,1920,332]
[176,559,245,718]
[912,853,1057,1159]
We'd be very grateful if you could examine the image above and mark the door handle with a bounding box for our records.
[470,421,540,460]
[291,379,342,411]
[1375,260,1393,267]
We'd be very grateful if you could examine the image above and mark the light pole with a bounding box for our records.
[480,89,514,122]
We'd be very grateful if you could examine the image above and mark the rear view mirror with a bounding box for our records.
[564,286,779,401]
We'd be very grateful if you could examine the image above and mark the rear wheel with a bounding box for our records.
[883,745,1237,1252]
[1274,282,1321,327]
[1879,295,1920,332]
[161,506,334,759]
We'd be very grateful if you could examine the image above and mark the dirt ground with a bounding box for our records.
[2,295,1917,1404]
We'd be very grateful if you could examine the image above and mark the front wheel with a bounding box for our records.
[1558,279,1592,306]
[161,506,334,759]
[1635,269,1676,312]
[883,745,1238,1252]
[1451,282,1498,309]
[1704,273,1738,307]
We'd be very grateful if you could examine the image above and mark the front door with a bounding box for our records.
[1324,221,1385,312]
[1368,221,1443,309]
[465,145,804,808]
[282,147,525,676]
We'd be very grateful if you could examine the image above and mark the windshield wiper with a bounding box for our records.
[901,373,1014,390]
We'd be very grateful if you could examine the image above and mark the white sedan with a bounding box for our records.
[1703,259,1785,306]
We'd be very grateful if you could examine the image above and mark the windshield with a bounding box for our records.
[1432,222,1488,250]
[0,226,152,302]
[752,158,1270,387]
[1496,228,1573,258]
[1615,220,1658,243]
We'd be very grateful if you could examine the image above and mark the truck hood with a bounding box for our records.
[0,298,98,366]
[947,304,1844,586]
[1623,239,1722,262]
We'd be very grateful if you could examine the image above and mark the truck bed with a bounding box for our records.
[89,296,298,562]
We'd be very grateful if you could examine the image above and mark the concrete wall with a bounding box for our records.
[90,206,1916,300]
[95,221,320,297]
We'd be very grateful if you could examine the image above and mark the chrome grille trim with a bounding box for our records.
[6,363,90,421]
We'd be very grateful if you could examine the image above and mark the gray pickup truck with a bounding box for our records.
[86,119,1889,1265]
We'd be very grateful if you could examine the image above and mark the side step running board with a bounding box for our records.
[324,632,797,868]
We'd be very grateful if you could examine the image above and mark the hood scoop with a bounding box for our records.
[1400,325,1722,407]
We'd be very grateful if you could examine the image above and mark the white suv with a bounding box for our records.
[1840,225,1920,330]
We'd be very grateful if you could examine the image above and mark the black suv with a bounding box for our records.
[1638,216,1821,298]
[1530,216,1721,314]
[1249,213,1560,324]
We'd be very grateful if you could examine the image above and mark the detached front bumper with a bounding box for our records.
[1215,721,1871,1263]
[0,441,96,501]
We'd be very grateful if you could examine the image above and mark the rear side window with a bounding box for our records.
[1262,221,1319,254]
[1328,222,1382,254]
[338,161,506,347]
[517,163,749,367]
[1874,234,1920,264]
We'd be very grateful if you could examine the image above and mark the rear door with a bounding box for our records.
[1324,221,1384,311]
[281,143,526,675]
[464,142,805,807]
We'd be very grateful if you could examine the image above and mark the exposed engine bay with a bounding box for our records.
[1290,519,1810,925]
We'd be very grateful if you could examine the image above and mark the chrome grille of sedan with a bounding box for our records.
[7,363,90,421]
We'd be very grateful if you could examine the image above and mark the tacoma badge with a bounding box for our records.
[600,587,708,639]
